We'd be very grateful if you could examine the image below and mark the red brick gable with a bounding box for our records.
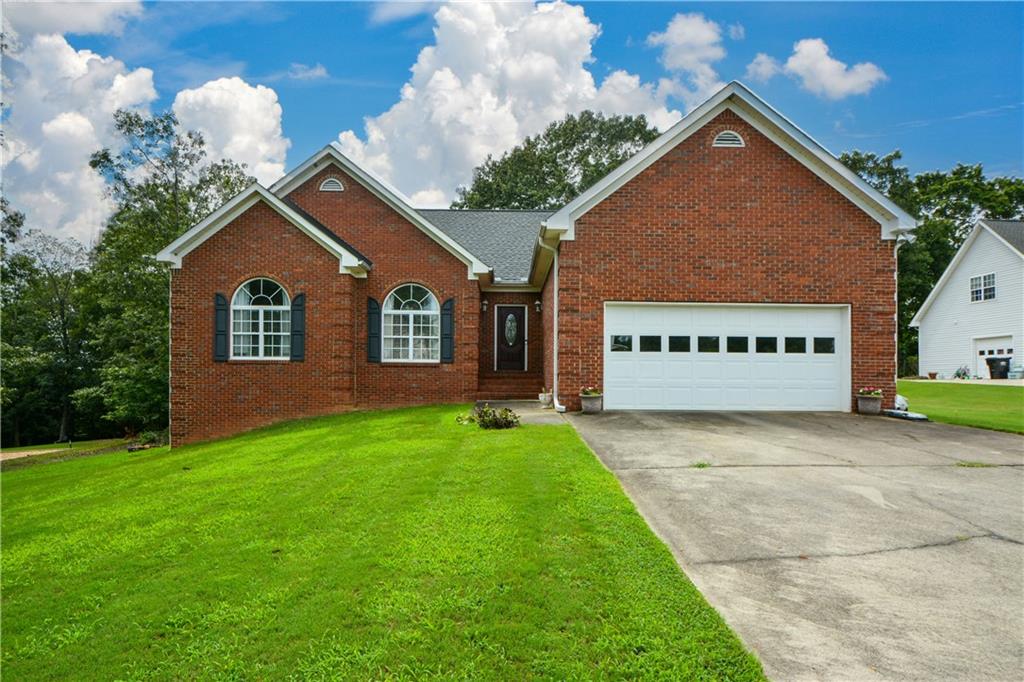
[556,108,896,409]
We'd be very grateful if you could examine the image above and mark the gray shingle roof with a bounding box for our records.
[981,219,1024,256]
[417,209,552,282]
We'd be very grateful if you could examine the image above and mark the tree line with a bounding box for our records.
[3,109,1021,446]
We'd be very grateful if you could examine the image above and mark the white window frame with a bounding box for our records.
[319,177,344,192]
[969,272,996,302]
[382,284,441,363]
[230,278,291,361]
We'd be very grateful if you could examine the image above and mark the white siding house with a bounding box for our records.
[911,220,1024,378]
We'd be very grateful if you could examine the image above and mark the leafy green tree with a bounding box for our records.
[453,111,660,209]
[84,110,252,433]
[840,151,1024,375]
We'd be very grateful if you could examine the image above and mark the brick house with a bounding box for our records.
[157,82,917,445]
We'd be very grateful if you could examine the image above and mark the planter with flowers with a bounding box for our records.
[856,387,883,415]
[579,386,603,414]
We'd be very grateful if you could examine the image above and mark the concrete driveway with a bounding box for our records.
[567,411,1024,681]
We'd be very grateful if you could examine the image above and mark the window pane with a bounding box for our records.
[785,337,806,353]
[756,337,777,353]
[813,337,835,354]
[639,335,661,352]
[413,313,439,337]
[698,336,719,353]
[233,335,258,357]
[668,336,690,352]
[384,337,409,360]
[726,336,748,353]
[611,335,632,352]
[413,337,440,360]
[384,314,409,337]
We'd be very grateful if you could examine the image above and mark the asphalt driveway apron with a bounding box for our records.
[567,411,1024,681]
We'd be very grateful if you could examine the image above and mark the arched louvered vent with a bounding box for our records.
[319,177,344,192]
[712,130,745,148]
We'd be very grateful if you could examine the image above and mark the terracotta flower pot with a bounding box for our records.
[928,372,938,380]
[857,395,882,415]
[580,394,603,414]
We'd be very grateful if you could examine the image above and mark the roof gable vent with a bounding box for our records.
[319,177,344,192]
[712,130,745,148]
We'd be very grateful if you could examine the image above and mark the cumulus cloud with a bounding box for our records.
[368,1,442,25]
[744,39,887,100]
[3,0,143,37]
[745,52,781,82]
[172,77,291,184]
[646,12,726,108]
[1,34,157,243]
[338,1,682,207]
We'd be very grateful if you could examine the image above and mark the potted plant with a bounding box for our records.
[579,386,603,414]
[538,387,553,408]
[927,372,938,380]
[856,387,883,415]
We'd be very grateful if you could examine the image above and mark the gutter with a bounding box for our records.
[536,236,566,413]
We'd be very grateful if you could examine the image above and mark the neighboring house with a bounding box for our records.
[911,219,1024,378]
[157,81,916,445]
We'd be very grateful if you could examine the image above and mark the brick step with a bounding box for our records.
[476,390,541,400]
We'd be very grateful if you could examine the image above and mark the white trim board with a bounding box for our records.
[269,144,491,280]
[155,184,370,277]
[544,81,917,242]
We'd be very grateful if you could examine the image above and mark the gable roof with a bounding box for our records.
[981,219,1024,257]
[544,81,918,242]
[280,197,372,265]
[155,183,371,277]
[418,209,551,283]
[909,219,1024,327]
[269,144,491,279]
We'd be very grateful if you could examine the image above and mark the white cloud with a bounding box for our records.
[744,39,887,100]
[1,34,156,243]
[646,13,726,108]
[368,1,442,25]
[338,1,681,207]
[286,62,329,81]
[745,52,781,82]
[785,38,887,99]
[728,23,745,40]
[172,77,291,185]
[4,0,143,37]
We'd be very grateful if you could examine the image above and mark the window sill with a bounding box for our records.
[228,357,291,362]
[381,360,442,366]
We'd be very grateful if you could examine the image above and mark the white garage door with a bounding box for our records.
[604,304,850,411]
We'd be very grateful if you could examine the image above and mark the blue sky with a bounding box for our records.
[5,1,1022,241]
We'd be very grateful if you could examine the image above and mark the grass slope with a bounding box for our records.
[898,380,1024,434]
[0,438,125,455]
[1,406,763,680]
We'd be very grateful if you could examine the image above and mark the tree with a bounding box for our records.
[840,151,1024,375]
[84,110,252,433]
[453,111,660,210]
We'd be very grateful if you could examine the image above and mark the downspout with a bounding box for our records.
[536,237,566,412]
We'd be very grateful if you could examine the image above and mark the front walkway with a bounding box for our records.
[568,410,1024,681]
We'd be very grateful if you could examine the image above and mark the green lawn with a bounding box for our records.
[898,380,1024,434]
[1,406,763,680]
[0,438,125,455]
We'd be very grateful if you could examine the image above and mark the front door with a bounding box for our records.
[495,305,526,371]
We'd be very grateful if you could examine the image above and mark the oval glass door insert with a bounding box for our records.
[504,313,518,346]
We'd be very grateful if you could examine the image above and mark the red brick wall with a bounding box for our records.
[478,291,544,395]
[170,201,356,445]
[555,109,897,410]
[288,165,480,408]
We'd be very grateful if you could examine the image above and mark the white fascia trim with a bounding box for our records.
[155,183,369,276]
[544,81,917,242]
[270,144,492,280]
[909,224,984,327]
[978,219,1024,259]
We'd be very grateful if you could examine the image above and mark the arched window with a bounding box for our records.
[319,177,344,192]
[383,284,440,362]
[231,278,291,359]
[712,130,745,148]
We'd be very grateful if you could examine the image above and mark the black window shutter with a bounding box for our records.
[440,298,454,363]
[214,293,229,362]
[367,297,381,363]
[290,293,306,361]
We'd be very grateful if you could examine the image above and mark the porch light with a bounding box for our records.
[534,300,542,313]
[481,299,489,312]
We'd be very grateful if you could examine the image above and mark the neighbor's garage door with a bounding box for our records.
[604,304,849,411]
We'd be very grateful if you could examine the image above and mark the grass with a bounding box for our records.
[0,438,125,455]
[1,405,763,680]
[897,380,1024,434]
[956,461,997,468]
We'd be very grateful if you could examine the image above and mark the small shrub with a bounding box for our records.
[138,430,168,446]
[456,404,521,430]
[953,365,971,380]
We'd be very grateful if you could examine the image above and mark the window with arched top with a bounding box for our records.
[712,130,745,148]
[231,278,291,359]
[319,177,344,192]
[382,284,440,362]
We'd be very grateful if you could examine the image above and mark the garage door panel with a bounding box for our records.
[604,304,848,412]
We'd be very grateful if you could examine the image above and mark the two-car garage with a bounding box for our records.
[603,303,851,411]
